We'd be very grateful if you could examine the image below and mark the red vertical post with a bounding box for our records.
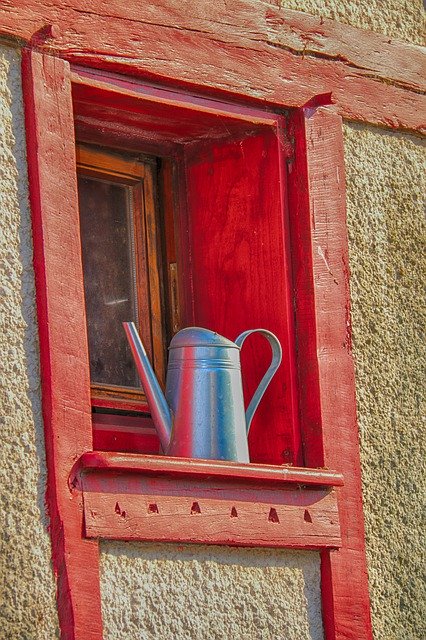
[288,106,373,640]
[22,50,103,640]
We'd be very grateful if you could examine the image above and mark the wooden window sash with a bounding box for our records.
[76,144,168,409]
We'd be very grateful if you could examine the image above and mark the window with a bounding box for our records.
[71,70,302,464]
[76,144,177,408]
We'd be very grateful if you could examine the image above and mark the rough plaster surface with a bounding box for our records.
[100,542,323,640]
[281,0,425,45]
[0,44,59,639]
[343,124,425,640]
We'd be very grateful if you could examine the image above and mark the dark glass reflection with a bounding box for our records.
[78,175,141,388]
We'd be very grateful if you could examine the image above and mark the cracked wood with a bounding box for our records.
[22,50,103,640]
[81,467,341,548]
[0,0,425,132]
[287,107,373,639]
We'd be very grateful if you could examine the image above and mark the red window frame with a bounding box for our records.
[22,49,372,640]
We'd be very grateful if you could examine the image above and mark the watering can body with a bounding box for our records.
[124,323,282,463]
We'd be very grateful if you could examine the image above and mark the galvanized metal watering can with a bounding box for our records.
[123,322,282,463]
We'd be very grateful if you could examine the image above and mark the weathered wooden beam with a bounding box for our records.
[1,1,424,132]
[22,50,103,640]
[287,106,373,639]
[74,451,345,487]
[76,453,342,549]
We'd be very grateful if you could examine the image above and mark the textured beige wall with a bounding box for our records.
[343,124,425,640]
[281,0,425,45]
[0,43,60,639]
[100,542,323,640]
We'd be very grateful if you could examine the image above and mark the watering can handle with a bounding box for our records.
[234,329,282,434]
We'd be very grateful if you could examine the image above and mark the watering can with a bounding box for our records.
[123,322,282,463]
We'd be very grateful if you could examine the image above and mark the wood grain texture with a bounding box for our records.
[1,1,425,132]
[74,451,344,487]
[79,464,341,548]
[287,106,373,639]
[71,67,276,145]
[22,51,103,640]
[185,128,301,465]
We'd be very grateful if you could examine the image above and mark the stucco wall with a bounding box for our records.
[343,124,425,640]
[100,542,323,640]
[0,43,59,639]
[281,0,425,45]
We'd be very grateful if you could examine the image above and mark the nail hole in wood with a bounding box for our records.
[268,508,279,523]
[191,501,201,514]
[230,506,238,518]
[148,503,159,514]
[304,509,312,523]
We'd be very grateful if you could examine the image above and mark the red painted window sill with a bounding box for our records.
[72,452,343,549]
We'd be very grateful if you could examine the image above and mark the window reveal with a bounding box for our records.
[71,73,301,464]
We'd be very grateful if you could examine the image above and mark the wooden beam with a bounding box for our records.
[72,66,280,127]
[76,453,342,549]
[74,451,345,488]
[22,50,103,640]
[1,1,424,133]
[83,483,341,549]
[287,106,373,639]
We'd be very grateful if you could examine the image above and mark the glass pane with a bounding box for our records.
[78,175,141,388]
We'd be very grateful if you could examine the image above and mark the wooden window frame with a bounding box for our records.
[22,49,372,640]
[76,143,168,408]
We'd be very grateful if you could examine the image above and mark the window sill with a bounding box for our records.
[72,452,343,549]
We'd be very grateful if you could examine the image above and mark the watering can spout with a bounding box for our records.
[123,322,172,452]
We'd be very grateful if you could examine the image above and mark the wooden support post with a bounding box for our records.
[22,49,103,640]
[288,106,373,640]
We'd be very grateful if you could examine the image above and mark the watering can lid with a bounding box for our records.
[169,327,237,349]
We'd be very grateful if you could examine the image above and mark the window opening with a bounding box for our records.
[71,75,301,464]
